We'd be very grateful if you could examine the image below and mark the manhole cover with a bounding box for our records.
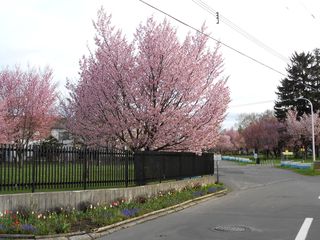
[212,225,252,232]
[156,234,168,238]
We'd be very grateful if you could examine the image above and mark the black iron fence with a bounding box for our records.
[0,144,215,193]
[0,144,134,192]
[134,151,214,185]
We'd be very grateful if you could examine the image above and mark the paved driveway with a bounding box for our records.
[99,161,320,240]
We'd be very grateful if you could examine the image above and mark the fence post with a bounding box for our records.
[82,148,87,190]
[178,154,182,180]
[212,153,215,175]
[134,152,145,186]
[31,145,36,193]
[192,154,196,178]
[159,153,162,183]
[125,151,129,187]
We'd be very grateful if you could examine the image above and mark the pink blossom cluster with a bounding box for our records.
[216,128,245,152]
[286,110,320,146]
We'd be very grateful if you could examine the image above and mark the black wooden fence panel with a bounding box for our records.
[134,151,214,185]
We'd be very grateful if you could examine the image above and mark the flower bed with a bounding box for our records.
[0,183,224,236]
[222,156,253,163]
[280,161,312,169]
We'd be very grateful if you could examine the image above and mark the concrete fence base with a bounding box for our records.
[0,175,216,213]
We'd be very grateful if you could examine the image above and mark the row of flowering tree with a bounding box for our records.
[217,110,320,159]
[216,111,283,157]
[0,8,230,154]
[286,110,320,158]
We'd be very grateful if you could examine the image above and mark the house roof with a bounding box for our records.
[52,118,67,129]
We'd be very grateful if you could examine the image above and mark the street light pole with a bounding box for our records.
[295,97,316,163]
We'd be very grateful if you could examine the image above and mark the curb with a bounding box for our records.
[3,189,228,240]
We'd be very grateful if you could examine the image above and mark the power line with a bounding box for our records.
[229,100,274,108]
[138,0,286,77]
[192,0,288,63]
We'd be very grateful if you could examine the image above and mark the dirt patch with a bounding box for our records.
[70,218,97,232]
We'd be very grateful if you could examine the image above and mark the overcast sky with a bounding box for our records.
[1,0,320,128]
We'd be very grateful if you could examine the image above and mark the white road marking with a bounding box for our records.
[295,218,313,240]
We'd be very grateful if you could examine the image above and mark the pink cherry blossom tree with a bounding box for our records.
[241,113,283,157]
[285,110,306,147]
[0,66,57,145]
[286,110,320,157]
[215,128,245,153]
[226,128,245,151]
[67,8,230,152]
[215,132,234,153]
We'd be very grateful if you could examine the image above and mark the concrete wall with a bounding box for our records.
[0,176,216,213]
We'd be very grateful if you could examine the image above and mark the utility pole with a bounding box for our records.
[295,97,316,163]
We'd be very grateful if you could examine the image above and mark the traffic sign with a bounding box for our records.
[283,150,293,156]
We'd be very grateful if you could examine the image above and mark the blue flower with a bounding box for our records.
[0,223,6,233]
[121,208,139,218]
[207,187,217,193]
[20,224,37,234]
[192,191,205,197]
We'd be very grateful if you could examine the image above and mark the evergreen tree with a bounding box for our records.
[275,49,320,120]
[310,49,320,113]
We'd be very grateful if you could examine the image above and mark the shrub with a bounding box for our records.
[91,210,115,226]
[135,195,148,204]
[49,205,74,216]
[77,201,92,212]
[50,214,70,234]
[12,206,32,220]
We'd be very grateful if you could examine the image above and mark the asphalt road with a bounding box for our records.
[99,161,320,240]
